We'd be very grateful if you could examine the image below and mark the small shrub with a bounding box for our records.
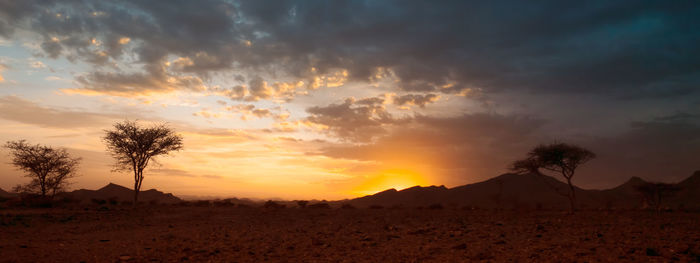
[309,203,330,209]
[21,194,53,208]
[296,200,309,208]
[264,200,286,209]
[213,200,234,207]
[91,198,107,205]
[194,200,210,207]
[340,203,355,209]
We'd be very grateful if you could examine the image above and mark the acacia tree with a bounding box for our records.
[103,121,183,204]
[510,142,596,213]
[5,140,81,197]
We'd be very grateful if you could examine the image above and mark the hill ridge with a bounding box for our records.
[345,172,700,210]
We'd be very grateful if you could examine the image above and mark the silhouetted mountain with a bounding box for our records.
[345,172,700,210]
[62,183,181,204]
[351,185,448,207]
[594,176,649,209]
[452,173,606,209]
[671,171,700,210]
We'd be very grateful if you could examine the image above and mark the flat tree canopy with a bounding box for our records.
[5,140,81,197]
[103,120,183,204]
[511,142,595,212]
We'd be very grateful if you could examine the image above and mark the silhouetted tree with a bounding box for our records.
[103,121,183,204]
[635,182,681,212]
[510,142,595,213]
[4,140,80,197]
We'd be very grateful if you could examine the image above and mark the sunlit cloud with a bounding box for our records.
[0,0,698,199]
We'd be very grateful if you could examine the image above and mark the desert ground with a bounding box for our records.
[1,206,699,262]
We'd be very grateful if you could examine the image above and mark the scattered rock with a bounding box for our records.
[452,243,467,250]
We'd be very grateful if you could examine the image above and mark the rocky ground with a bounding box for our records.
[1,206,699,262]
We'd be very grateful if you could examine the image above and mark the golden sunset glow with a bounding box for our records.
[2,2,699,262]
[351,169,429,196]
[1,0,698,202]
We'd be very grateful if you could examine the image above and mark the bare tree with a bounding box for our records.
[635,182,681,212]
[510,142,596,213]
[103,121,183,204]
[4,140,81,197]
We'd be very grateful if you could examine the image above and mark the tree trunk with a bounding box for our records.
[40,176,47,197]
[133,170,141,206]
[133,180,139,205]
[566,178,576,213]
[133,170,144,206]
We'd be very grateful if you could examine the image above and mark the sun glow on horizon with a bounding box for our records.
[350,169,429,196]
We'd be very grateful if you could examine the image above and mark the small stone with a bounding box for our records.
[452,243,467,250]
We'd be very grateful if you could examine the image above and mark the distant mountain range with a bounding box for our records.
[0,183,181,204]
[3,171,699,209]
[345,171,700,210]
[61,183,182,204]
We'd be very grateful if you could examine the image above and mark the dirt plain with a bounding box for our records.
[1,206,699,262]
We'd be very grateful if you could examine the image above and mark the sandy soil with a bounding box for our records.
[1,206,699,262]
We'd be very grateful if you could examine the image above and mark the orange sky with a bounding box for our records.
[1,1,699,200]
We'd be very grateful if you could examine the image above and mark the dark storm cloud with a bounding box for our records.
[1,0,698,98]
[236,0,700,97]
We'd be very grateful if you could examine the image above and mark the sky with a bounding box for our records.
[0,1,699,200]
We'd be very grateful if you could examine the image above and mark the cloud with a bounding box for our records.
[320,110,700,188]
[0,63,5,82]
[0,95,123,128]
[28,60,45,69]
[306,97,401,142]
[192,109,222,119]
[217,85,246,100]
[211,77,306,102]
[581,113,700,185]
[223,104,283,120]
[393,94,439,108]
[150,168,222,179]
[64,63,207,97]
[1,1,695,99]
[235,1,700,98]
[319,113,547,184]
[252,108,271,118]
[248,76,274,100]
